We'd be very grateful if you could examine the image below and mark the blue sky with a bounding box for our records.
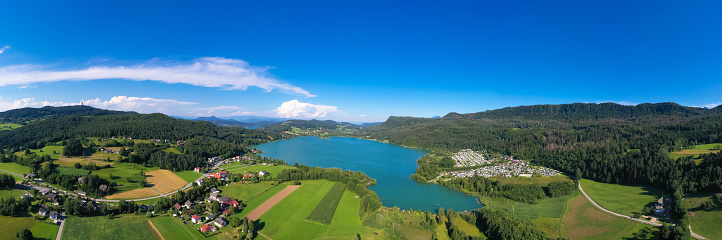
[1,0,721,122]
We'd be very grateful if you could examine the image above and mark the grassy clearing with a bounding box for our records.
[255,180,373,240]
[478,192,577,237]
[0,123,22,131]
[306,182,346,224]
[151,216,211,240]
[163,147,183,154]
[495,174,572,186]
[0,189,26,199]
[147,169,187,194]
[92,162,159,186]
[174,171,202,183]
[434,219,451,240]
[223,164,293,177]
[0,216,38,240]
[684,193,722,240]
[56,167,90,176]
[220,181,277,202]
[670,143,722,160]
[61,215,157,240]
[579,179,662,217]
[451,216,482,237]
[31,222,60,240]
[0,162,32,175]
[561,195,642,240]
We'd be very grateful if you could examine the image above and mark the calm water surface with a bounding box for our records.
[255,137,481,212]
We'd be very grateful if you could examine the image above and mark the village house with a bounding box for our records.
[223,199,240,208]
[195,179,204,186]
[205,197,215,202]
[232,156,241,161]
[209,192,219,201]
[26,173,36,179]
[259,171,269,177]
[184,200,193,209]
[194,167,202,173]
[99,184,108,192]
[191,215,203,224]
[47,193,57,201]
[74,190,86,196]
[213,218,226,228]
[49,211,60,220]
[174,203,182,211]
[38,208,47,216]
[208,213,217,220]
[20,193,32,199]
[200,224,216,233]
[78,177,84,184]
[217,196,230,204]
[210,187,220,194]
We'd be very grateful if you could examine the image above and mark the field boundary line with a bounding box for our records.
[257,231,273,240]
[246,185,301,220]
[147,220,165,240]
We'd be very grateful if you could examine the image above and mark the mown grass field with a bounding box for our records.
[561,195,644,240]
[56,167,90,176]
[162,147,183,154]
[669,143,722,160]
[151,216,210,240]
[0,123,22,131]
[223,164,293,177]
[434,219,451,240]
[0,162,32,175]
[174,171,202,183]
[579,179,662,217]
[56,157,115,168]
[92,162,159,187]
[683,193,722,240]
[0,189,26,199]
[0,216,38,240]
[252,180,373,240]
[478,192,577,238]
[31,222,60,240]
[451,216,483,238]
[147,169,187,194]
[495,174,572,186]
[61,215,157,240]
[220,181,277,202]
[306,182,346,224]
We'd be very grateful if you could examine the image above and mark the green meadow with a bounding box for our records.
[0,162,32,175]
[0,123,22,131]
[220,181,278,202]
[478,192,577,238]
[561,195,647,240]
[254,180,373,240]
[61,215,156,240]
[174,170,202,183]
[579,179,662,217]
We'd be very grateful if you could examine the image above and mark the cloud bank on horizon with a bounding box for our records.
[0,57,315,97]
[0,96,341,120]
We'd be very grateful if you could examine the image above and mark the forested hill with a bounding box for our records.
[0,105,135,124]
[0,113,278,151]
[192,116,276,128]
[445,102,720,122]
[361,102,722,196]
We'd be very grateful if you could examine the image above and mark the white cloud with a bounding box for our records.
[17,85,37,89]
[0,46,9,54]
[0,57,315,97]
[0,96,197,114]
[274,99,339,118]
[360,114,366,117]
[703,102,721,109]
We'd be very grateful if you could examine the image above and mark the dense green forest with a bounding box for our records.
[261,119,360,133]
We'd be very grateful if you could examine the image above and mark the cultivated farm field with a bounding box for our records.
[147,169,188,194]
[306,182,346,224]
[220,181,277,202]
[561,195,644,240]
[106,187,159,199]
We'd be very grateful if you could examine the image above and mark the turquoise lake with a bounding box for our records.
[255,136,482,212]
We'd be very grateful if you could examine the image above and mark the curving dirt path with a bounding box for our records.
[578,182,706,240]
[246,185,301,221]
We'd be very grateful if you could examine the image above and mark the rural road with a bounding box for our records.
[577,183,706,240]
[56,218,65,240]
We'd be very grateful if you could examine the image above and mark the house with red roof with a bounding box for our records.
[223,199,240,208]
[194,167,201,173]
[191,215,203,224]
[200,224,216,233]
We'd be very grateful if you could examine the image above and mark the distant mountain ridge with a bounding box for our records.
[444,102,720,121]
